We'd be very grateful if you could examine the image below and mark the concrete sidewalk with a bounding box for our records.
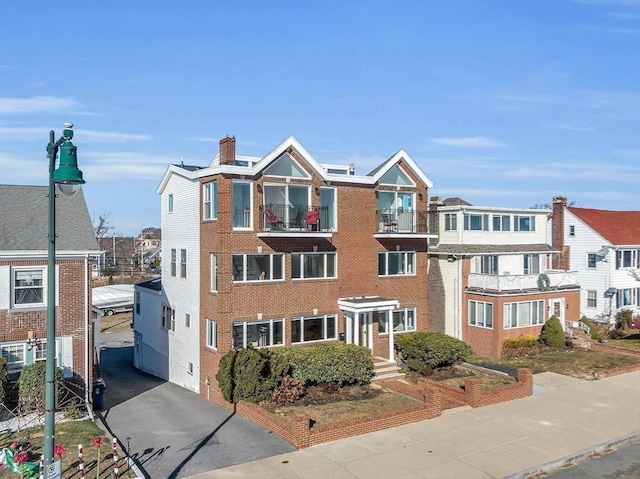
[186,371,640,479]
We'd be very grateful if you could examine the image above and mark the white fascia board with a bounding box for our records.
[0,251,101,260]
[370,149,434,188]
[157,164,201,194]
[438,205,551,214]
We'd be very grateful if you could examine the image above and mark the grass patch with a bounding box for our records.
[0,420,135,478]
[439,375,513,391]
[471,350,640,379]
[267,384,421,427]
[607,330,640,351]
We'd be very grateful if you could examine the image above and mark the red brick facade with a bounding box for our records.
[0,258,94,389]
[198,150,431,396]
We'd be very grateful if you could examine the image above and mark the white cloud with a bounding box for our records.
[0,126,151,143]
[81,151,177,180]
[430,136,506,148]
[0,96,83,115]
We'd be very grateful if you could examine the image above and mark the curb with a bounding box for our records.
[504,431,640,479]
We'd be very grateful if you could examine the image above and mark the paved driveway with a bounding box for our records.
[97,332,295,478]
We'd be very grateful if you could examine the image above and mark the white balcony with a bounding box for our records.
[467,270,579,292]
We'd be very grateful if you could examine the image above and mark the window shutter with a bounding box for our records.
[0,266,10,309]
[58,336,74,378]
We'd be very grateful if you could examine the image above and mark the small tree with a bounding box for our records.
[539,316,566,349]
[18,361,64,413]
[0,356,9,405]
[615,309,633,329]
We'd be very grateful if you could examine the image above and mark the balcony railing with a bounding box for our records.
[467,270,579,292]
[259,204,332,232]
[377,209,428,234]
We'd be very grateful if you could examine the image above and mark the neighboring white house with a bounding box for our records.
[549,196,640,323]
[132,167,201,392]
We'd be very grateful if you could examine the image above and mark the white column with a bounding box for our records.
[388,310,394,361]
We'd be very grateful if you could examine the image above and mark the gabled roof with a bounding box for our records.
[0,184,100,253]
[568,206,640,246]
[157,136,433,193]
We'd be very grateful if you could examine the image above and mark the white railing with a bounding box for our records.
[467,270,578,292]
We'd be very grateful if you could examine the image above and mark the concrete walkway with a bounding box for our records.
[186,371,640,479]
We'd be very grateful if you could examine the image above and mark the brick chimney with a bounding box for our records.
[552,196,569,270]
[219,135,236,165]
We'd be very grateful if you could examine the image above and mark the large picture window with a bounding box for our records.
[232,254,284,282]
[291,252,336,279]
[13,268,44,306]
[464,213,489,231]
[233,319,284,348]
[291,315,337,343]
[377,308,416,334]
[469,301,493,329]
[378,251,415,276]
[504,300,545,329]
[514,215,535,232]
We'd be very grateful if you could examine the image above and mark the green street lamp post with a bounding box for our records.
[44,123,85,476]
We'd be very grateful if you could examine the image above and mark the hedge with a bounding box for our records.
[394,332,472,372]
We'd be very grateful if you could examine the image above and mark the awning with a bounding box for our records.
[337,296,399,313]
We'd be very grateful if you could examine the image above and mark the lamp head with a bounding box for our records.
[52,123,85,192]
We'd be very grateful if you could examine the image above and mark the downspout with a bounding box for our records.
[84,254,94,420]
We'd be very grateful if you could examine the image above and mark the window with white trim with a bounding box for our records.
[233,319,284,348]
[464,213,489,231]
[291,252,336,279]
[292,315,337,343]
[616,249,640,269]
[13,268,45,306]
[168,193,174,213]
[180,249,187,278]
[1,343,26,372]
[444,213,457,231]
[492,215,510,231]
[617,288,640,308]
[206,319,217,349]
[185,312,191,328]
[210,254,218,292]
[162,305,175,331]
[377,308,416,334]
[476,255,498,275]
[504,300,545,329]
[232,181,252,229]
[586,290,597,308]
[170,249,176,277]
[514,215,535,232]
[587,253,597,269]
[469,301,493,329]
[232,254,284,282]
[203,181,218,220]
[523,254,540,274]
[378,251,415,276]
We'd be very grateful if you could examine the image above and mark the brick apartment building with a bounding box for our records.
[0,184,100,399]
[133,136,436,396]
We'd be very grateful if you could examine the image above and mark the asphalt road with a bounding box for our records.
[544,440,640,479]
[97,332,295,478]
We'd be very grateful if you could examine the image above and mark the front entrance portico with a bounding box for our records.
[338,296,399,361]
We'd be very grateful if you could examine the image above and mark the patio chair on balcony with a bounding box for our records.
[306,209,320,231]
[381,213,398,232]
[265,208,285,230]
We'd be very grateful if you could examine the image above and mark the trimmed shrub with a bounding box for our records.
[269,376,306,405]
[394,332,472,373]
[215,347,288,404]
[273,343,374,386]
[18,361,64,413]
[0,356,9,405]
[539,316,566,349]
[579,316,601,340]
[503,334,537,349]
[616,309,633,329]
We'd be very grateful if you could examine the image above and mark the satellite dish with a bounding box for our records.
[604,287,617,298]
[596,246,613,258]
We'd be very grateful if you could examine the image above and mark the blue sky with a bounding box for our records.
[1,0,639,236]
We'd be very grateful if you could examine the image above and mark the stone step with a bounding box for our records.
[373,371,405,381]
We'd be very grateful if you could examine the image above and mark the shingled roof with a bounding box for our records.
[0,184,100,252]
[568,206,640,246]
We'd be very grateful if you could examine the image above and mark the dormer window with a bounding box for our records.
[264,153,309,178]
